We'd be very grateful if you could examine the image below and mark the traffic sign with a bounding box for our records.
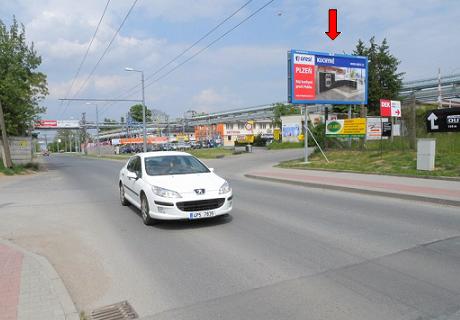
[426,107,460,132]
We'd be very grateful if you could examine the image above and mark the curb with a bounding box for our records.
[0,240,79,320]
[244,174,460,207]
[274,165,460,182]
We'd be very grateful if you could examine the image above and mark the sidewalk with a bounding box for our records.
[245,167,460,206]
[0,241,79,320]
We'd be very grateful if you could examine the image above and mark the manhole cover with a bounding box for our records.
[87,301,138,320]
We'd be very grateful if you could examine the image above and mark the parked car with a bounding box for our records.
[118,151,233,225]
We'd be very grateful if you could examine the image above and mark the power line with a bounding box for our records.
[65,0,139,114]
[144,0,275,89]
[99,0,274,118]
[98,0,255,117]
[60,0,111,116]
[112,0,254,103]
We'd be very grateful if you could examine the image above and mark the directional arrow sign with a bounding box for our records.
[427,113,439,130]
[426,107,460,132]
[325,9,341,40]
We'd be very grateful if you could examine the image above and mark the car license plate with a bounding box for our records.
[189,210,215,220]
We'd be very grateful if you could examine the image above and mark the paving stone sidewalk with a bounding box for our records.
[246,167,460,206]
[0,241,79,320]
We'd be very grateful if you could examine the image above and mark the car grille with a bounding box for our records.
[176,198,225,212]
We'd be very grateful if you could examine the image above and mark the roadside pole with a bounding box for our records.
[348,105,352,148]
[304,105,309,163]
[0,100,13,168]
[82,112,87,155]
[96,104,101,157]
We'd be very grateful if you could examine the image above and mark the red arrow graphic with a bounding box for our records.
[326,9,341,40]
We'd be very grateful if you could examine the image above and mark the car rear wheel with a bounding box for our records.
[119,184,129,206]
[141,194,156,225]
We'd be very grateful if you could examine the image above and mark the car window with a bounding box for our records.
[144,155,210,176]
[126,157,136,172]
[133,157,141,176]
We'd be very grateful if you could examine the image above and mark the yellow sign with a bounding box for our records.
[297,134,304,141]
[273,128,280,141]
[326,118,366,137]
[245,120,254,131]
[245,135,254,143]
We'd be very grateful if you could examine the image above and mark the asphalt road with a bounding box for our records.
[1,149,459,320]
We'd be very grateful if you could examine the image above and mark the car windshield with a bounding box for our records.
[144,155,210,176]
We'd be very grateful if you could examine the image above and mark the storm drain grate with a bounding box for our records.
[88,301,138,320]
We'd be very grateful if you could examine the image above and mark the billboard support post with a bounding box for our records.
[304,105,309,163]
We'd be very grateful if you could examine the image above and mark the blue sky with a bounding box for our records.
[1,0,459,123]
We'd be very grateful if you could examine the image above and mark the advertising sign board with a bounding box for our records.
[380,99,401,117]
[288,50,368,105]
[35,120,80,129]
[426,107,460,132]
[382,122,392,137]
[366,117,383,140]
[326,118,366,137]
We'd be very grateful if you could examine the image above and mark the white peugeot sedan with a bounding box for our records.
[118,151,233,225]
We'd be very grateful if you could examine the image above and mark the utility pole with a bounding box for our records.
[82,112,87,155]
[0,100,13,168]
[437,67,442,109]
[410,93,417,150]
[96,104,100,156]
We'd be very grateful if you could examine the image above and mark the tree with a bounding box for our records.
[0,17,48,136]
[272,102,300,127]
[129,104,152,123]
[353,37,404,115]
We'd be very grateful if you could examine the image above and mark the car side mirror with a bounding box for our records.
[127,171,138,180]
[209,168,214,172]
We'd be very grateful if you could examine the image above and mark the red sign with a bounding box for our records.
[380,99,391,117]
[293,63,315,100]
[36,120,58,128]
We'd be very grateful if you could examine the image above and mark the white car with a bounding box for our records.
[118,151,233,225]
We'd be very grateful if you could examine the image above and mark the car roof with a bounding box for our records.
[136,151,193,158]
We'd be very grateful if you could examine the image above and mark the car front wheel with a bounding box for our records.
[120,183,129,206]
[141,194,156,225]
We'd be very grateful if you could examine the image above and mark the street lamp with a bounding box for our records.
[86,102,100,156]
[125,67,147,152]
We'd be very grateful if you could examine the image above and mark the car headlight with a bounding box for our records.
[152,186,182,198]
[219,181,231,194]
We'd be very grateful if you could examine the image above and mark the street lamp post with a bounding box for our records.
[86,102,100,156]
[125,67,147,152]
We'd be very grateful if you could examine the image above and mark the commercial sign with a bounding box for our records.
[282,124,300,137]
[380,99,401,117]
[35,120,80,129]
[326,118,366,137]
[366,117,383,140]
[112,137,169,145]
[288,50,368,105]
[244,121,254,131]
[382,122,392,137]
[426,107,460,132]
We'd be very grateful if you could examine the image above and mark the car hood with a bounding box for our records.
[143,172,226,193]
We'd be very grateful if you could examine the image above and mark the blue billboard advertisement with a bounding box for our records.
[288,50,368,105]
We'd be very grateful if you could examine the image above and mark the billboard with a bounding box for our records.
[35,120,80,129]
[325,118,366,137]
[288,50,368,105]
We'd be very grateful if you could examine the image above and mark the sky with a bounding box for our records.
[1,0,459,123]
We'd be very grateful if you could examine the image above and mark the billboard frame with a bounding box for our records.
[288,49,368,105]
